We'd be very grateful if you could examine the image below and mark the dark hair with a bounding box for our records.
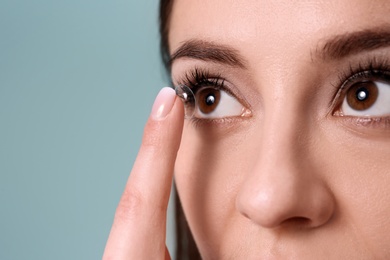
[159,1,202,259]
[159,0,174,72]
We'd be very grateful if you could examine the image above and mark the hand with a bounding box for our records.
[103,87,184,259]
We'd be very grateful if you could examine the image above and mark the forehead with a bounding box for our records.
[168,0,390,56]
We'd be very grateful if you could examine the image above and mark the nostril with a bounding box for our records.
[280,217,311,228]
[242,212,250,219]
[236,164,336,230]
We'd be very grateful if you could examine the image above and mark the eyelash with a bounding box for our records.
[176,67,238,125]
[175,57,390,127]
[335,57,390,90]
[178,67,226,93]
[331,57,390,118]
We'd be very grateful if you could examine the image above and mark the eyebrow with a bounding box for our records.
[169,40,247,69]
[170,27,390,67]
[318,27,390,60]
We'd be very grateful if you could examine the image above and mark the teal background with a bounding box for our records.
[0,0,176,259]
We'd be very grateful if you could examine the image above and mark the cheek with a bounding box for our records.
[320,124,390,253]
[174,118,390,257]
[174,122,251,253]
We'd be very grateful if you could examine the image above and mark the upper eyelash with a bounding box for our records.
[176,58,390,121]
[177,67,226,92]
[181,58,390,94]
[329,57,390,112]
[335,57,390,90]
[174,68,249,124]
[177,67,244,107]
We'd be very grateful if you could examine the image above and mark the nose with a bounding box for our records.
[236,113,335,229]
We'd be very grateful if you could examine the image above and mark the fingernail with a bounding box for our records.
[151,87,176,120]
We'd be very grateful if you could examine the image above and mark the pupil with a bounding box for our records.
[198,88,221,114]
[356,87,369,101]
[205,94,215,106]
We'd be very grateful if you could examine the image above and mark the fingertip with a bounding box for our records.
[143,86,184,144]
[151,87,177,120]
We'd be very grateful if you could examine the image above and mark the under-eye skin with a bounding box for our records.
[174,68,252,122]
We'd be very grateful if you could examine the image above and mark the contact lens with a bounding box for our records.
[175,84,196,118]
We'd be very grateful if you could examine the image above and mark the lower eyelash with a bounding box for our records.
[188,115,250,131]
[339,116,390,132]
[189,117,230,127]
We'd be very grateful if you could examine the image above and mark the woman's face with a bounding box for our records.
[169,0,390,258]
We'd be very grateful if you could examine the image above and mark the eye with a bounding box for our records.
[193,87,249,119]
[175,68,251,120]
[340,78,390,117]
[175,84,251,119]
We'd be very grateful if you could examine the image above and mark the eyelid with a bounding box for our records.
[175,67,252,121]
[330,57,390,115]
[174,67,252,112]
[337,70,386,104]
[332,70,390,117]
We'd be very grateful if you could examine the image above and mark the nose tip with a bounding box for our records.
[234,95,336,230]
[236,171,335,229]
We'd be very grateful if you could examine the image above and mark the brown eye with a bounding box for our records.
[346,81,378,111]
[186,86,249,119]
[197,88,221,114]
[339,73,390,117]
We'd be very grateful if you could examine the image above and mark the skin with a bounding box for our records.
[104,0,390,259]
[104,87,183,259]
[170,0,390,259]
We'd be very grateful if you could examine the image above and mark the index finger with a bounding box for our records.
[103,87,184,260]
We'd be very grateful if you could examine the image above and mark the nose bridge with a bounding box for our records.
[264,104,301,159]
[256,94,309,203]
[236,81,334,229]
[260,78,307,162]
